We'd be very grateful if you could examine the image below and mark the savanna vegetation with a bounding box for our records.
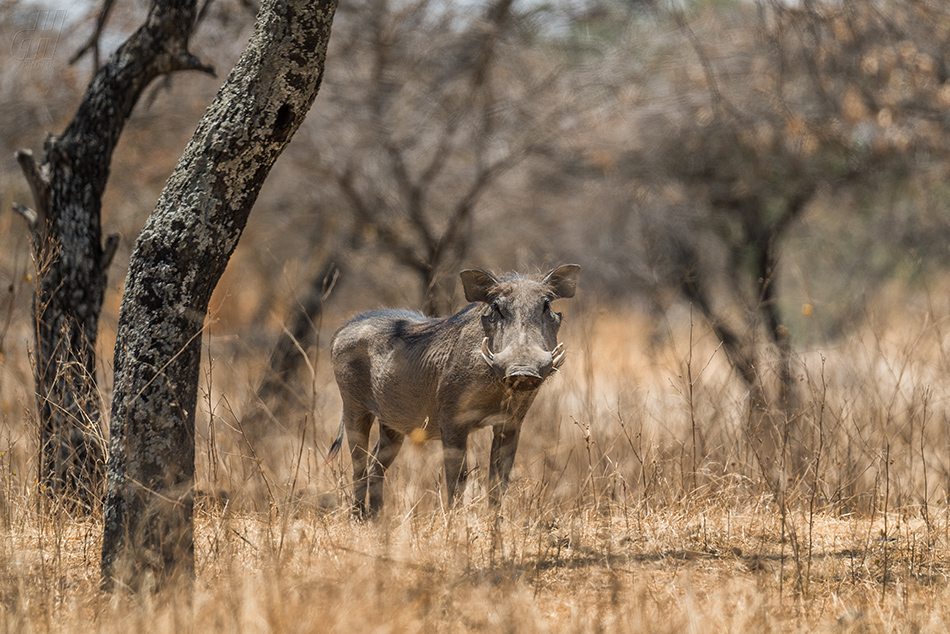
[3,0,950,630]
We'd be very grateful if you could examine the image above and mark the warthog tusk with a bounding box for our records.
[481,337,495,366]
[551,342,566,371]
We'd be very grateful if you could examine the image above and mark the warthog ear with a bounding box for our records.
[460,268,499,303]
[543,264,581,299]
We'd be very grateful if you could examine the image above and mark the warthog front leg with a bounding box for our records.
[366,423,404,516]
[442,431,469,508]
[488,424,522,508]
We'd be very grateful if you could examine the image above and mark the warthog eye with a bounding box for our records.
[489,300,503,322]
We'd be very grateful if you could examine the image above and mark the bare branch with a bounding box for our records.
[382,139,436,252]
[433,149,521,266]
[12,203,38,230]
[69,0,117,71]
[470,0,514,90]
[416,119,461,192]
[674,9,743,123]
[14,149,49,237]
[101,234,120,269]
[15,150,49,217]
[407,0,515,208]
[336,166,429,274]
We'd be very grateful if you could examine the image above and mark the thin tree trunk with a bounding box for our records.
[241,256,340,442]
[14,0,212,508]
[756,234,793,404]
[101,0,337,591]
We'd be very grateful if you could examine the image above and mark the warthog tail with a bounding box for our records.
[325,418,346,463]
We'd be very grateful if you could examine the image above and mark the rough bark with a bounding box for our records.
[14,0,212,508]
[100,0,337,591]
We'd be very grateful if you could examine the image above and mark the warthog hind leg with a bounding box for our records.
[367,423,404,516]
[345,410,374,519]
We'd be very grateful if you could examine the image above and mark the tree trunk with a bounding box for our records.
[14,0,212,508]
[100,0,338,591]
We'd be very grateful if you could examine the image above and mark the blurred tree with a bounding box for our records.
[305,0,563,316]
[100,0,337,592]
[12,0,213,509]
[627,0,950,468]
[239,255,340,445]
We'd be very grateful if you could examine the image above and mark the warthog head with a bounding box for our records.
[461,264,580,391]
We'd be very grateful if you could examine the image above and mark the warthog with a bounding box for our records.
[328,264,580,517]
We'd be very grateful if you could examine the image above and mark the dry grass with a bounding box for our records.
[4,490,950,632]
[4,296,950,632]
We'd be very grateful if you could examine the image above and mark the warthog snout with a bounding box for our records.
[504,370,543,391]
[482,337,567,391]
